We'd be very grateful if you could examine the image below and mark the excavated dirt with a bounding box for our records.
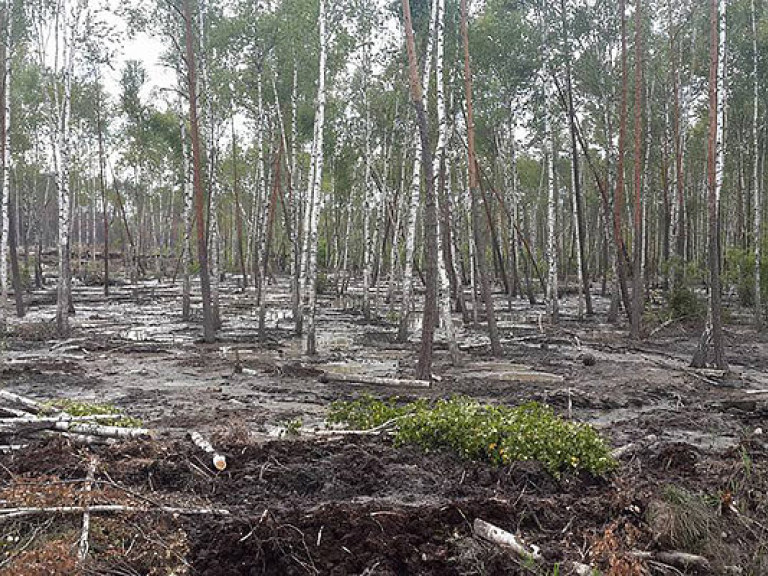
[1,277,767,574]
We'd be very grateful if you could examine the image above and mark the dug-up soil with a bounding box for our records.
[1,277,767,575]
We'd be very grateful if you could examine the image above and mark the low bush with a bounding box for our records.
[328,396,616,478]
[46,399,143,428]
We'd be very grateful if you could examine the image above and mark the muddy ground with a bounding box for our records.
[1,275,767,575]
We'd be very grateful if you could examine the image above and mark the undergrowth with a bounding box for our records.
[328,396,616,477]
[45,399,143,428]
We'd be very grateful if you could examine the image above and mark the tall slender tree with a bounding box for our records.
[692,0,727,370]
[462,0,501,355]
[752,0,761,330]
[183,0,216,343]
[401,0,439,378]
[631,0,644,339]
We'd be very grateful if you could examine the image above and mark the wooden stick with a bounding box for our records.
[319,372,431,388]
[0,504,231,521]
[78,457,98,562]
[0,415,121,426]
[473,518,542,561]
[189,431,227,471]
[0,390,49,412]
[306,417,404,437]
[51,421,151,440]
[630,550,711,571]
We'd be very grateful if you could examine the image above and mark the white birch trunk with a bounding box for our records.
[180,115,194,321]
[290,63,301,324]
[715,1,726,219]
[256,77,269,337]
[55,0,86,336]
[304,0,328,355]
[362,39,373,319]
[0,1,10,333]
[544,52,559,324]
[431,0,458,364]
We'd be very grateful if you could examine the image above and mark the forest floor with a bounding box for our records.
[0,276,767,575]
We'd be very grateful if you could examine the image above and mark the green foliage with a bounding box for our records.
[281,418,303,436]
[723,247,768,308]
[667,286,705,320]
[45,400,143,428]
[328,396,616,478]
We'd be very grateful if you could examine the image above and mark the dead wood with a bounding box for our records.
[319,372,431,388]
[473,518,543,562]
[0,504,231,521]
[630,550,711,571]
[78,456,98,562]
[188,431,227,471]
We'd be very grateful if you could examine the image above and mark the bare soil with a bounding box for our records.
[1,277,767,575]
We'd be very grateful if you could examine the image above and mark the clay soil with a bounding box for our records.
[1,277,767,575]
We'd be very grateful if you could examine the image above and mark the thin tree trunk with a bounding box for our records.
[183,0,215,343]
[630,0,644,340]
[542,9,559,326]
[302,0,328,355]
[613,0,632,324]
[432,0,458,365]
[752,0,762,329]
[560,0,593,317]
[402,0,439,379]
[463,0,501,355]
[692,0,727,370]
[398,0,438,343]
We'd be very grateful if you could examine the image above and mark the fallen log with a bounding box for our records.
[0,504,231,521]
[51,421,151,440]
[319,372,431,388]
[189,431,227,471]
[78,457,98,562]
[304,417,403,437]
[0,390,50,413]
[0,415,121,426]
[630,550,711,571]
[473,518,542,562]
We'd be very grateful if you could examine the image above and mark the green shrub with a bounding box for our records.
[328,396,616,478]
[45,399,143,428]
[668,287,705,320]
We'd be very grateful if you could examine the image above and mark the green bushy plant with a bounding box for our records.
[328,396,616,478]
[45,399,143,428]
[667,286,705,320]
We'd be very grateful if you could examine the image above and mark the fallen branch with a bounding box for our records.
[611,443,638,459]
[51,421,151,440]
[473,518,542,562]
[189,431,227,471]
[305,417,403,437]
[0,390,50,413]
[0,504,231,521]
[319,372,431,388]
[630,550,711,571]
[78,457,98,562]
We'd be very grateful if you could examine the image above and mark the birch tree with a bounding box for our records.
[692,0,727,370]
[752,0,761,329]
[300,0,328,355]
[397,0,438,344]
[630,0,644,340]
[182,0,216,343]
[401,0,439,379]
[463,0,502,354]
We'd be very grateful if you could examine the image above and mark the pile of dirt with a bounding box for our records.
[0,432,764,575]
